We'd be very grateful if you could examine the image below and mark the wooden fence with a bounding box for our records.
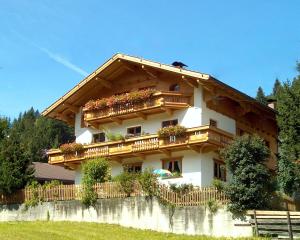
[248,210,300,239]
[0,182,228,206]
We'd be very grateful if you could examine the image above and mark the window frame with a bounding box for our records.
[213,159,226,181]
[127,125,142,137]
[162,119,178,128]
[123,162,142,173]
[92,132,106,143]
[161,157,183,173]
[209,119,217,128]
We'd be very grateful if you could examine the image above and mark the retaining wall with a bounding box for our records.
[0,197,252,237]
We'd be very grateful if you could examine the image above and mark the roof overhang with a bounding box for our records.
[42,53,276,124]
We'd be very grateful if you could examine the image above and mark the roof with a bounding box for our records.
[42,53,276,122]
[32,162,75,182]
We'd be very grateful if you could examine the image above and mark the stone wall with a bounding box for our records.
[0,197,252,237]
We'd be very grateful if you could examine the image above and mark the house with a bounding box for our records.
[32,162,75,184]
[42,54,278,186]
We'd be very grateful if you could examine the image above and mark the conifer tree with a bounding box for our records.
[255,86,268,105]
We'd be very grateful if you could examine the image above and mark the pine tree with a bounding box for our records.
[277,63,300,195]
[256,86,268,105]
[272,78,282,98]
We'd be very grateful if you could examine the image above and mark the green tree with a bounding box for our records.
[255,86,268,105]
[221,135,272,216]
[0,123,33,194]
[0,117,9,141]
[276,63,300,195]
[272,78,282,98]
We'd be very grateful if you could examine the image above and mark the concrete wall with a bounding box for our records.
[0,197,252,238]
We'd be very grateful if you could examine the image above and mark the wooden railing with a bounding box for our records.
[0,182,228,206]
[83,91,191,122]
[47,126,233,164]
[248,210,300,239]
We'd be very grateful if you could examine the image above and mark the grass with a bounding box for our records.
[0,221,266,240]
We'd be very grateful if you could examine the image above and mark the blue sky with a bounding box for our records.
[0,1,299,118]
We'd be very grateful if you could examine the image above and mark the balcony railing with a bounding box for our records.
[83,91,191,124]
[47,126,233,165]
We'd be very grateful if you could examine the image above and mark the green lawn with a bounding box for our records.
[0,221,266,240]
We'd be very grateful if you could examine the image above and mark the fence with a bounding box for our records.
[248,210,300,239]
[0,182,228,206]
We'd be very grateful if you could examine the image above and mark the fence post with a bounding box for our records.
[253,210,259,236]
[287,211,293,240]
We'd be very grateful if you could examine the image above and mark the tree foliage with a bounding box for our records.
[81,158,110,207]
[221,135,272,216]
[276,63,300,194]
[255,86,268,105]
[0,108,74,194]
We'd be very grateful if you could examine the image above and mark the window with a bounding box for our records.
[162,157,182,173]
[127,126,142,137]
[93,132,105,143]
[214,160,226,181]
[124,163,142,173]
[209,119,217,127]
[169,84,180,92]
[162,119,178,128]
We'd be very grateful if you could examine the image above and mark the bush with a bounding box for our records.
[157,125,187,138]
[114,171,137,197]
[207,199,219,215]
[106,132,124,141]
[138,168,158,197]
[81,158,110,207]
[24,180,42,210]
[212,179,225,192]
[220,134,273,217]
[60,142,84,154]
[169,183,194,195]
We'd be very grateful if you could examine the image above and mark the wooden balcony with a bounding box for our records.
[47,126,233,166]
[83,91,191,125]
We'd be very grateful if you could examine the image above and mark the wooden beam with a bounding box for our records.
[165,108,173,116]
[182,76,198,88]
[141,65,158,79]
[134,153,146,160]
[160,149,171,157]
[110,117,122,125]
[62,103,79,113]
[95,77,112,89]
[63,162,78,170]
[135,112,147,120]
[188,145,200,153]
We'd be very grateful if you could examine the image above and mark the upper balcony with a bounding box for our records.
[47,125,233,167]
[83,91,191,126]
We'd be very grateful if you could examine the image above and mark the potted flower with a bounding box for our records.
[60,142,84,157]
[157,125,187,144]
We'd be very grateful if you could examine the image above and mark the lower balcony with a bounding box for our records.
[47,126,233,167]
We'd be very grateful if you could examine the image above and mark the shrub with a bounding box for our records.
[106,132,124,141]
[157,125,187,138]
[220,134,273,217]
[207,199,219,215]
[81,158,110,207]
[212,179,225,192]
[24,180,42,210]
[169,183,194,195]
[138,168,158,197]
[60,142,84,154]
[114,171,137,197]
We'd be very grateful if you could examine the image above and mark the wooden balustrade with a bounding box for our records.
[83,92,191,124]
[47,126,233,164]
[0,182,228,206]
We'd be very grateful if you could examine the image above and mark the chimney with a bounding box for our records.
[267,98,277,109]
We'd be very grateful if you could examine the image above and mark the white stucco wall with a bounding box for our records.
[73,86,236,187]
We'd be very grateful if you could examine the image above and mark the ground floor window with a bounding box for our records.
[162,157,182,173]
[214,159,226,181]
[123,163,142,173]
